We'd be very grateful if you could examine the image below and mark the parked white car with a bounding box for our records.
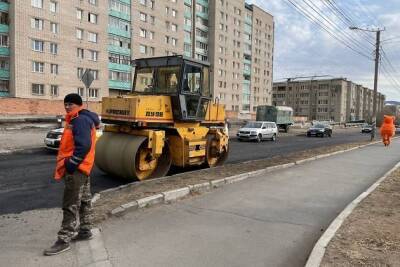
[44,127,103,150]
[237,121,278,142]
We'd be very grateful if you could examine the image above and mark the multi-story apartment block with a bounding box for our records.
[272,78,385,123]
[10,0,108,100]
[209,1,274,119]
[2,0,274,119]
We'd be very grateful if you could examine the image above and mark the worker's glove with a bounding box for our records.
[64,156,81,174]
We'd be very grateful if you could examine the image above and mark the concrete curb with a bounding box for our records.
[305,159,400,267]
[104,140,387,218]
[0,147,45,155]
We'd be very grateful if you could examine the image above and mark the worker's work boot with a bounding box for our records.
[43,240,70,256]
[72,230,93,241]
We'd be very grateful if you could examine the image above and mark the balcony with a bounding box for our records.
[244,58,251,65]
[195,35,208,43]
[0,46,9,56]
[0,2,9,12]
[109,10,130,21]
[184,10,191,18]
[196,23,208,32]
[0,68,9,79]
[108,62,132,72]
[108,45,131,56]
[197,0,208,7]
[244,24,252,34]
[0,91,8,97]
[0,23,8,33]
[245,16,252,25]
[196,11,208,20]
[108,80,132,91]
[108,26,130,38]
[184,24,192,32]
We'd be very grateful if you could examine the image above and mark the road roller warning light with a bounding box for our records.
[95,56,229,180]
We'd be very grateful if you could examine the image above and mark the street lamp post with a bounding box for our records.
[349,26,384,140]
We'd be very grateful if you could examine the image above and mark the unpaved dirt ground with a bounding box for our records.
[321,168,400,266]
[93,140,371,223]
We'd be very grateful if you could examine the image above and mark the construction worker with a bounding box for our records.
[380,115,395,147]
[44,93,100,256]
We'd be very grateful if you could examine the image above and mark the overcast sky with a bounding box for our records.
[250,0,400,101]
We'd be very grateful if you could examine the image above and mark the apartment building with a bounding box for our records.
[209,1,274,118]
[2,0,274,119]
[272,78,385,123]
[8,0,108,101]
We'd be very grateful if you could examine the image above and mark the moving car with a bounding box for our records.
[361,124,373,133]
[307,123,332,137]
[44,127,103,150]
[237,121,278,142]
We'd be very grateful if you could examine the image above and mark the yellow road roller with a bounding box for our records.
[95,56,229,180]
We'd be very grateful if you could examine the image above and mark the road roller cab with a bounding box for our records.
[96,56,229,181]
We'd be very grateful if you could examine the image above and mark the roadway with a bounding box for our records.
[0,128,372,215]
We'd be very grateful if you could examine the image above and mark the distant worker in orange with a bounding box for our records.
[380,115,395,146]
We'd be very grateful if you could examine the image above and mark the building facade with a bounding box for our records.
[1,0,274,119]
[272,78,385,123]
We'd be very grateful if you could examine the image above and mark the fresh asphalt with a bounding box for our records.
[0,129,374,215]
[100,139,400,267]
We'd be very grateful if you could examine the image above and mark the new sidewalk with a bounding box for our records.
[0,139,399,267]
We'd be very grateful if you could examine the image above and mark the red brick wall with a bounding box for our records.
[0,98,102,116]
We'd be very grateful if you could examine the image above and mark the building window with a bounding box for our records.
[77,87,84,96]
[0,34,8,47]
[31,18,44,30]
[76,9,83,20]
[50,22,59,34]
[0,59,9,70]
[88,0,97,6]
[50,85,59,96]
[0,80,9,92]
[50,64,58,74]
[88,13,98,24]
[50,43,58,54]
[140,0,146,5]
[92,70,99,80]
[32,40,44,52]
[32,61,44,73]
[88,32,98,43]
[172,38,177,46]
[49,1,58,12]
[77,68,84,79]
[140,12,147,22]
[77,48,84,59]
[172,9,177,17]
[89,88,99,98]
[171,23,177,32]
[140,28,146,38]
[89,50,98,61]
[31,0,43,8]
[32,84,45,95]
[76,28,83,39]
[140,44,146,54]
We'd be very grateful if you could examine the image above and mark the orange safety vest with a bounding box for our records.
[54,108,97,180]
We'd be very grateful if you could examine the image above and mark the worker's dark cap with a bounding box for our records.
[64,93,82,106]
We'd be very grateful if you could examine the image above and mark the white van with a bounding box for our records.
[236,121,278,142]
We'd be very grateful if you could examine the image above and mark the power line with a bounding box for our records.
[284,0,373,60]
[301,0,374,53]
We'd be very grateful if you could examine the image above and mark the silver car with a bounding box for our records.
[237,121,278,142]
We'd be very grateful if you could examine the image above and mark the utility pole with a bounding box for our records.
[371,30,381,140]
[350,26,384,140]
